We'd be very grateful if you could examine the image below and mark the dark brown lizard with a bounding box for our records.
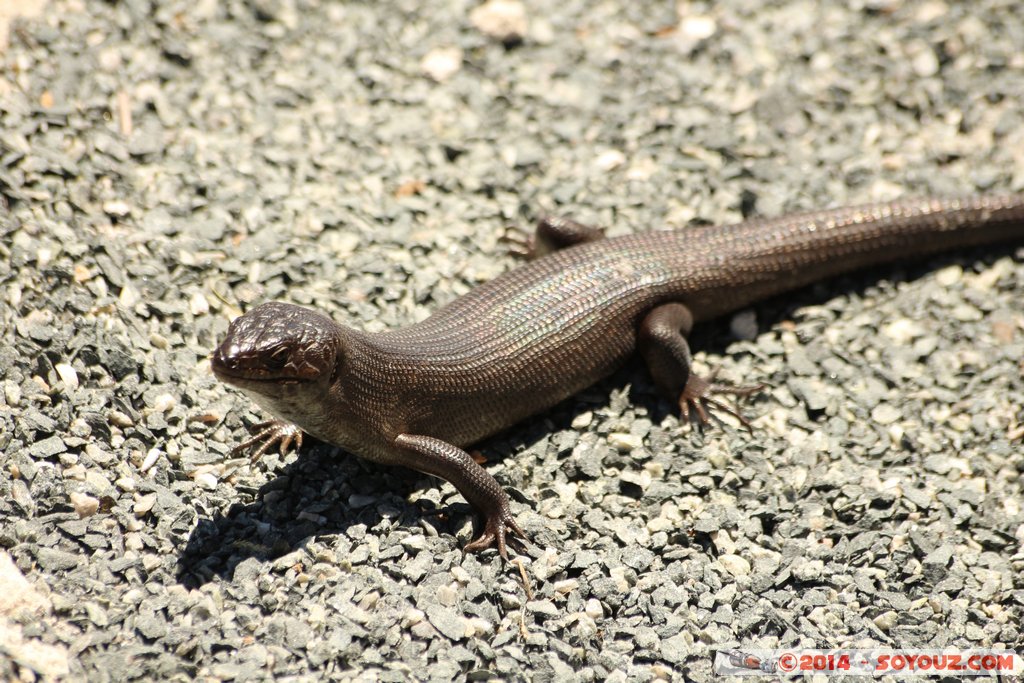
[212,194,1024,558]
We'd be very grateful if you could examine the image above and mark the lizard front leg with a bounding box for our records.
[394,434,527,559]
[638,303,764,428]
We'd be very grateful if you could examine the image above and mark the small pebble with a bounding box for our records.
[421,46,463,82]
[608,433,643,452]
[140,448,162,473]
[718,554,751,577]
[469,0,527,44]
[70,491,100,518]
[54,363,79,391]
[133,493,157,517]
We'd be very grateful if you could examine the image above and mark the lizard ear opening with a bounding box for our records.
[283,307,343,383]
[328,346,345,384]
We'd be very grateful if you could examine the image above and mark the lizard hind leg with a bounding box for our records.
[500,215,606,260]
[637,303,764,430]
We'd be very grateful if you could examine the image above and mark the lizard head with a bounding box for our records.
[212,301,342,397]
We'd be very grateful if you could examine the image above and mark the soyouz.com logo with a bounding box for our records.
[713,649,1022,676]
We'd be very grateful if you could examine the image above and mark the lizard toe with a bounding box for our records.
[231,419,305,462]
[498,226,536,258]
[679,372,764,431]
[464,509,529,560]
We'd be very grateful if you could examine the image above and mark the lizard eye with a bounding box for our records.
[267,346,291,370]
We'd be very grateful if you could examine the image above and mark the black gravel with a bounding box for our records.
[2,0,1023,680]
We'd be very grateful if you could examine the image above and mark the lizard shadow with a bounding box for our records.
[176,447,448,588]
[177,425,590,587]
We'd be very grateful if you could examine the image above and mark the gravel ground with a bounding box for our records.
[2,0,1024,680]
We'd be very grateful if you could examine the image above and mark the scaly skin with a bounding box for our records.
[212,194,1024,558]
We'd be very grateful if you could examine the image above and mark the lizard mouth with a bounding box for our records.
[210,354,315,385]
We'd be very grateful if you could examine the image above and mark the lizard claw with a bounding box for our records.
[231,419,304,462]
[679,369,765,432]
[464,506,529,560]
[498,226,535,259]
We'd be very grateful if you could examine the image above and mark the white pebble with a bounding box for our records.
[118,285,138,307]
[912,46,939,77]
[402,608,425,626]
[680,15,716,40]
[4,380,22,406]
[871,403,902,426]
[55,363,79,392]
[935,264,963,286]
[608,433,643,452]
[470,0,527,43]
[190,292,210,316]
[718,553,751,577]
[103,200,131,217]
[7,283,22,307]
[70,491,99,518]
[108,410,133,428]
[152,393,176,412]
[196,471,219,490]
[421,46,463,82]
[133,493,157,517]
[595,150,625,171]
[36,247,53,268]
[571,411,593,429]
[141,447,162,473]
[881,318,922,344]
[873,610,898,631]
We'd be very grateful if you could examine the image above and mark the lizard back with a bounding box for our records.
[355,194,1024,447]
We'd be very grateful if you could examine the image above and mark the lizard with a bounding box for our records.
[211,194,1024,558]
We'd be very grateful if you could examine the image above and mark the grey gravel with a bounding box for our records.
[2,0,1023,681]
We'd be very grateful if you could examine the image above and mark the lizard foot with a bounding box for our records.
[679,368,765,431]
[498,226,535,258]
[464,506,529,561]
[500,217,606,259]
[232,419,304,461]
